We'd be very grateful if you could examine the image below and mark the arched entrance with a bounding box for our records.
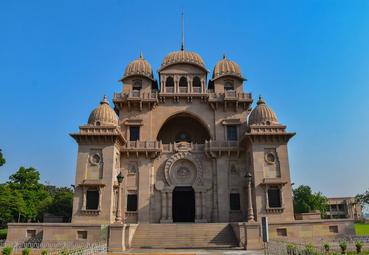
[157,112,211,144]
[172,186,195,222]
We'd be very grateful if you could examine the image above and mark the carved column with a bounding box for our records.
[160,191,167,222]
[98,187,102,211]
[265,187,269,209]
[82,187,87,210]
[167,191,173,221]
[201,192,206,221]
[115,183,122,222]
[195,192,201,221]
[247,175,255,222]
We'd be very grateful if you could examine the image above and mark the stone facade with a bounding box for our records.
[69,50,296,226]
[326,197,362,220]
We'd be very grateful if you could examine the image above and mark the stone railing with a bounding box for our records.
[165,87,174,93]
[205,140,239,150]
[113,90,158,101]
[192,87,201,93]
[208,91,252,101]
[179,87,188,93]
[124,141,161,151]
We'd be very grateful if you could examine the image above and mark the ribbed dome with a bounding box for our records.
[122,53,153,81]
[161,50,205,70]
[212,55,244,80]
[88,96,118,126]
[248,97,279,126]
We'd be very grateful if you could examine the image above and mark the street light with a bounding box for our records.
[115,172,124,223]
[245,172,255,222]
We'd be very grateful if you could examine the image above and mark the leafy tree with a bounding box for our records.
[0,149,5,167]
[46,186,73,222]
[0,185,25,226]
[293,185,328,217]
[8,167,52,222]
[356,189,369,207]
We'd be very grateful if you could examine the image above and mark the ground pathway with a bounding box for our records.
[108,248,264,255]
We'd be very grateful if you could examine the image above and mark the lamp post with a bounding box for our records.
[245,172,255,222]
[115,171,124,223]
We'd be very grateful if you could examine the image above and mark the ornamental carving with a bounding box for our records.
[164,152,204,188]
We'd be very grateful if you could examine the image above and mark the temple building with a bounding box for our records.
[70,48,296,226]
[6,44,357,251]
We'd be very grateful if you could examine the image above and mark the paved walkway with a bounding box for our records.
[108,248,264,255]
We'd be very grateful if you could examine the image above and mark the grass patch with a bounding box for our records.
[355,223,369,236]
[0,228,7,240]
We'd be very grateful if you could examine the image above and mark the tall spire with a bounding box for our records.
[181,12,184,51]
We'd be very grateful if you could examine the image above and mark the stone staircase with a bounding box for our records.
[131,223,239,249]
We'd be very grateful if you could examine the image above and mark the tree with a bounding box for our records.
[46,186,73,222]
[293,185,328,217]
[8,167,52,222]
[356,189,369,207]
[0,149,5,167]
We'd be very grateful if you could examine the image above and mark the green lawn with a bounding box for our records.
[355,223,369,236]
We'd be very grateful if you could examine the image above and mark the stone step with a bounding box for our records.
[131,223,239,248]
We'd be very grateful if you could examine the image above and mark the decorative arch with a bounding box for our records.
[179,76,188,87]
[165,76,174,87]
[193,76,201,87]
[156,111,212,143]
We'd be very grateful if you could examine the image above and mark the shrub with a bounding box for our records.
[323,243,330,253]
[287,243,297,255]
[2,246,12,255]
[22,248,31,255]
[355,241,363,254]
[41,249,48,255]
[339,241,347,254]
[304,243,318,255]
[0,229,7,240]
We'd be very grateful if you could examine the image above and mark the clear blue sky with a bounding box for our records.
[1,0,368,197]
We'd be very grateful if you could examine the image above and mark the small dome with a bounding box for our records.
[122,53,153,81]
[212,55,245,81]
[160,50,206,70]
[248,96,279,126]
[88,96,118,126]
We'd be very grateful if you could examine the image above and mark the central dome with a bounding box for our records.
[160,50,206,70]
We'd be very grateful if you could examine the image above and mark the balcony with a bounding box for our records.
[208,91,252,102]
[122,141,161,157]
[205,140,241,157]
[179,87,188,93]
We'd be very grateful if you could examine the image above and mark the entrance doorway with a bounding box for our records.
[172,187,195,222]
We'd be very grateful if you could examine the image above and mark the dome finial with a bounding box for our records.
[223,54,227,59]
[181,12,185,51]
[257,95,265,105]
[139,51,143,59]
[101,95,109,105]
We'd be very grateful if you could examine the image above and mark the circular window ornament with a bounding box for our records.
[90,154,101,165]
[265,152,276,164]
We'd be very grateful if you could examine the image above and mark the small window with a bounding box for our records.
[338,204,345,211]
[276,228,287,237]
[193,77,201,87]
[127,194,138,211]
[329,225,338,233]
[268,188,282,208]
[27,230,36,238]
[133,80,142,91]
[130,126,140,141]
[227,125,238,141]
[77,231,88,240]
[230,193,241,210]
[179,77,187,87]
[86,189,99,210]
[166,77,174,87]
[224,81,234,91]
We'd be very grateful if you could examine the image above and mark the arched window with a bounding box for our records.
[193,77,201,87]
[179,77,188,87]
[166,77,174,87]
[133,80,142,91]
[224,81,234,91]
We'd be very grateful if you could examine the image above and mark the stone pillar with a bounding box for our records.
[280,186,284,207]
[201,192,206,221]
[98,187,103,211]
[115,183,122,223]
[82,187,87,210]
[195,192,201,221]
[265,187,269,209]
[160,191,167,222]
[247,175,255,222]
[167,192,173,222]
